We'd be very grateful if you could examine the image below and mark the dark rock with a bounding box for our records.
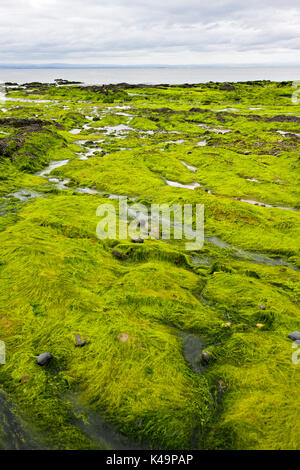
[219,83,236,91]
[54,79,82,85]
[74,334,88,347]
[37,352,53,366]
[0,117,63,130]
[131,238,144,244]
[19,374,31,384]
[153,107,173,113]
[189,108,209,113]
[288,331,300,341]
[112,250,127,260]
[267,115,300,123]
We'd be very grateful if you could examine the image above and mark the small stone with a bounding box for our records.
[112,250,126,260]
[243,151,251,155]
[200,351,212,364]
[37,352,53,366]
[19,374,31,384]
[117,333,130,343]
[218,379,227,388]
[259,305,266,310]
[288,331,300,341]
[74,334,88,347]
[131,238,144,244]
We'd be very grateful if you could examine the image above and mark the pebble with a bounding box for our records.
[112,250,126,260]
[37,352,53,366]
[200,351,212,364]
[117,333,130,343]
[131,238,144,244]
[288,331,300,341]
[74,334,88,347]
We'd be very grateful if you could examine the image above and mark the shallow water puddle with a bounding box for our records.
[165,139,186,144]
[104,124,135,134]
[237,198,298,211]
[48,178,70,190]
[0,389,43,449]
[37,159,70,177]
[205,236,299,271]
[216,107,240,112]
[8,189,43,201]
[65,392,147,450]
[276,130,300,137]
[180,160,197,172]
[198,124,232,134]
[165,179,200,189]
[179,332,208,375]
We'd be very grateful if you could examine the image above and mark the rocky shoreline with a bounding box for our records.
[0,79,299,450]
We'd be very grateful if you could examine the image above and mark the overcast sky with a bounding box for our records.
[0,0,299,66]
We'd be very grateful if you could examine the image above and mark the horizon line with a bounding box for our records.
[0,64,299,69]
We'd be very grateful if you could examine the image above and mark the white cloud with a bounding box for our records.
[0,0,299,65]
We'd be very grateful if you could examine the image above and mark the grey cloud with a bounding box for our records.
[0,0,299,65]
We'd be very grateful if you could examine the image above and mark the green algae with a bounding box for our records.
[0,80,299,450]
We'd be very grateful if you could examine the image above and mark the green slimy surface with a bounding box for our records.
[0,80,299,449]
